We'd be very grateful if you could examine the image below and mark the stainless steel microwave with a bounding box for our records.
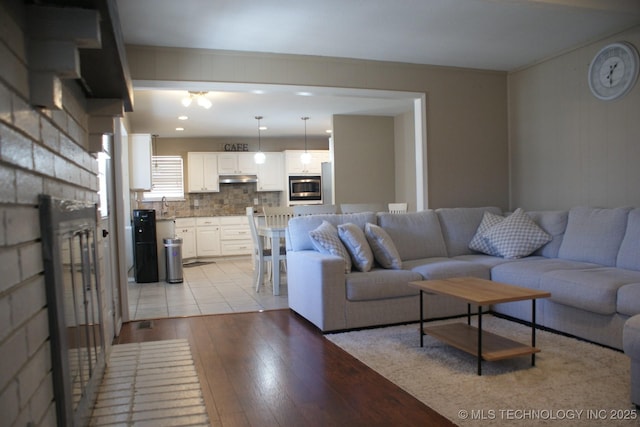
[288,175,322,203]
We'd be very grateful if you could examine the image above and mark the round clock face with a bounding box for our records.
[588,42,639,101]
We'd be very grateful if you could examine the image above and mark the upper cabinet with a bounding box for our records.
[284,150,330,175]
[129,133,152,190]
[188,152,219,192]
[217,152,258,175]
[257,152,284,191]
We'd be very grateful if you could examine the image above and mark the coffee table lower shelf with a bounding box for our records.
[424,323,541,362]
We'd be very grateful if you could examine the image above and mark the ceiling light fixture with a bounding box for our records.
[254,116,266,164]
[300,117,311,165]
[181,91,212,109]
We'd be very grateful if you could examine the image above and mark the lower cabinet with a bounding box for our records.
[177,216,252,261]
[219,216,252,256]
[175,218,197,259]
[195,217,221,257]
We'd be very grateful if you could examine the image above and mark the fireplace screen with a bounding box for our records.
[39,195,106,427]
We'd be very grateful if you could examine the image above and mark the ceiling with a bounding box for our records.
[116,0,640,139]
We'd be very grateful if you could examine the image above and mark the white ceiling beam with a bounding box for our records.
[505,0,640,14]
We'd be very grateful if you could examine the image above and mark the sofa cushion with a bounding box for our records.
[526,210,568,258]
[288,212,376,251]
[468,211,504,256]
[338,223,374,272]
[404,258,491,280]
[491,257,600,289]
[454,254,517,268]
[345,269,422,301]
[618,283,640,316]
[376,210,448,260]
[558,206,631,266]
[436,206,502,256]
[482,208,552,259]
[308,221,352,274]
[365,223,402,269]
[617,208,640,271]
[540,267,640,315]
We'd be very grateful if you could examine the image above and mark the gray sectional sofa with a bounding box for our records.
[285,206,640,406]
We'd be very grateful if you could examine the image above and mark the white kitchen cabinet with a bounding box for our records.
[188,152,219,192]
[217,152,258,175]
[129,133,152,190]
[195,217,221,257]
[219,216,252,255]
[257,152,284,191]
[175,218,197,260]
[284,150,329,175]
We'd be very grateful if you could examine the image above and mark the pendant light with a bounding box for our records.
[254,116,266,164]
[300,116,311,164]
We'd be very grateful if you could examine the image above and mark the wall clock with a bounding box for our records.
[588,41,639,101]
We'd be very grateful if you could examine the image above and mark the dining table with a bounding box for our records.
[257,225,287,296]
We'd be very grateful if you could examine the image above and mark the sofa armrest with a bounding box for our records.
[287,250,347,332]
[624,315,640,358]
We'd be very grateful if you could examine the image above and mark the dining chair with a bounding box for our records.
[340,203,386,214]
[246,207,286,292]
[388,202,408,213]
[262,206,295,228]
[293,204,338,216]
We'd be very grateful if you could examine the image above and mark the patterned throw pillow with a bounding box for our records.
[338,223,374,272]
[308,220,352,273]
[468,211,504,255]
[364,223,402,269]
[482,208,552,259]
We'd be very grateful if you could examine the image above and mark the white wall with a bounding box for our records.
[394,111,417,211]
[508,26,640,210]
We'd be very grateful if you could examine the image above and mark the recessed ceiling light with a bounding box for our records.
[176,127,184,131]
[325,129,333,134]
[296,91,313,96]
[178,115,188,120]
[252,90,265,95]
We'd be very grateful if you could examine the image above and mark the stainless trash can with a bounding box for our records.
[164,237,183,283]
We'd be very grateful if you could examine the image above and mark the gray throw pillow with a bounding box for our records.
[483,208,552,259]
[338,223,374,272]
[468,211,504,256]
[364,223,402,269]
[308,220,352,273]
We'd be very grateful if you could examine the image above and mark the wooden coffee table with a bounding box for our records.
[409,277,551,375]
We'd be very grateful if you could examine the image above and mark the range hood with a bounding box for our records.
[219,174,258,184]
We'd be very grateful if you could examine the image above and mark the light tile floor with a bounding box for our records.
[128,257,289,321]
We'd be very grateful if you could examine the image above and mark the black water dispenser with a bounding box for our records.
[133,209,159,283]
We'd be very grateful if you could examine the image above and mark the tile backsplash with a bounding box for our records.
[135,184,283,217]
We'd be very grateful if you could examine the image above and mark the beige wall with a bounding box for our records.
[508,25,640,210]
[127,45,510,210]
[333,115,396,204]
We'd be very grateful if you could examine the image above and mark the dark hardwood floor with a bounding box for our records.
[115,309,455,426]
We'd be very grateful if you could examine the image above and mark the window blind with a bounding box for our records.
[143,155,184,200]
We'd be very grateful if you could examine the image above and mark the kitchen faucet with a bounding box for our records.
[161,196,169,216]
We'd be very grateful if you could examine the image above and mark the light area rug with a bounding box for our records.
[90,339,210,426]
[326,316,638,426]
